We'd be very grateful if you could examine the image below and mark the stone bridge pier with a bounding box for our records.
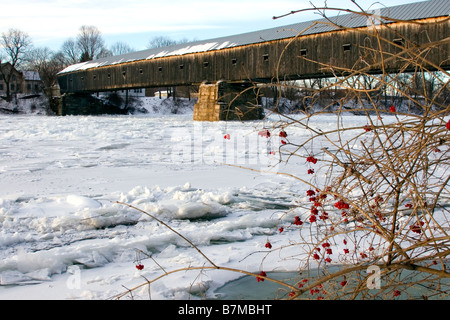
[193,81,264,121]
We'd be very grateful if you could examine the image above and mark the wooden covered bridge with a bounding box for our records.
[57,0,450,120]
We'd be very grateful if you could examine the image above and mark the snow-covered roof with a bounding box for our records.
[22,71,41,81]
[58,0,450,75]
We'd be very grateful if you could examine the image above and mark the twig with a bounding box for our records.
[115,201,218,268]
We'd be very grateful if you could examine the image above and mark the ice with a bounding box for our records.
[0,106,404,299]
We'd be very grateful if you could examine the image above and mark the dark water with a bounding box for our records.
[213,267,450,300]
[214,272,300,300]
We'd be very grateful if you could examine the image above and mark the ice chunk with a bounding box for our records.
[66,195,101,210]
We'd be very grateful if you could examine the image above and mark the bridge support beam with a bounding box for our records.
[193,81,263,121]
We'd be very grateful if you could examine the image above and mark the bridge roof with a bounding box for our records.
[58,0,449,75]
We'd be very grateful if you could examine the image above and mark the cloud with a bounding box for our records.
[1,0,422,49]
[1,0,302,41]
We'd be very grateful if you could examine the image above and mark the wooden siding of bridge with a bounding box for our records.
[58,17,450,94]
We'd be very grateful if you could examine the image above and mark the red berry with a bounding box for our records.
[306,156,318,164]
[258,130,270,138]
[446,120,450,130]
[313,253,320,260]
[279,131,287,138]
[265,241,272,249]
[410,221,424,234]
[340,280,347,286]
[293,216,303,226]
[136,264,144,270]
[256,271,267,282]
[224,134,230,140]
[319,212,329,220]
[335,200,350,210]
[390,105,396,113]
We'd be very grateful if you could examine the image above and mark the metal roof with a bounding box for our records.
[59,0,450,74]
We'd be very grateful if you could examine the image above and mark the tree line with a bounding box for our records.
[0,25,192,101]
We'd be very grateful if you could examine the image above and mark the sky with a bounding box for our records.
[1,0,427,52]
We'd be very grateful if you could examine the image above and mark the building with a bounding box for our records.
[22,71,43,95]
[0,63,24,97]
[0,62,44,98]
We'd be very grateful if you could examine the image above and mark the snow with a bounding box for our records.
[58,40,239,74]
[0,102,442,300]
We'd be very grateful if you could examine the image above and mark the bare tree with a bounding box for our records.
[147,36,187,49]
[26,47,65,91]
[60,38,81,65]
[110,41,134,56]
[0,28,32,101]
[76,25,106,62]
[96,47,113,59]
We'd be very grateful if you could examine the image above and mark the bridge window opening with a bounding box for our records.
[93,75,97,80]
[158,67,163,72]
[343,43,352,52]
[393,38,405,47]
[179,65,184,70]
[263,54,269,61]
[139,69,144,74]
[107,73,111,79]
[122,70,127,76]
[300,49,308,56]
[203,61,209,68]
[81,76,85,81]
[231,58,237,65]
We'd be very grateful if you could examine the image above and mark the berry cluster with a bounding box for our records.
[135,264,144,270]
[306,156,318,164]
[256,271,267,282]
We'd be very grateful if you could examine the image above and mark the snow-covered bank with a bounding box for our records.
[0,95,50,115]
[0,94,196,116]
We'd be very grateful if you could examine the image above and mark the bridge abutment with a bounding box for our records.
[193,81,264,121]
[59,93,128,116]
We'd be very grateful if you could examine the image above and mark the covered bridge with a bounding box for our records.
[57,0,450,120]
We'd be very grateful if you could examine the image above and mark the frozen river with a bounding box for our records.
[0,112,371,299]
